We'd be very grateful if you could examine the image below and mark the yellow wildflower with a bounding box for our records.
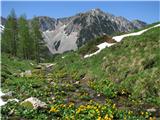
[49,107,59,113]
[128,110,133,115]
[68,102,74,108]
[141,111,144,115]
[112,104,116,109]
[149,117,156,120]
[104,114,112,120]
[121,89,125,94]
[145,112,149,118]
[58,103,66,108]
[97,116,102,120]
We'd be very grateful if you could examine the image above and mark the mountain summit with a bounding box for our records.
[36,9,147,54]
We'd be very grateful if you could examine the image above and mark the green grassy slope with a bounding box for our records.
[56,26,160,105]
[1,53,35,83]
[85,26,160,104]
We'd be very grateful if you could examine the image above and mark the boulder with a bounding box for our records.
[46,63,54,68]
[147,108,156,112]
[75,81,80,84]
[19,70,32,77]
[20,72,24,77]
[21,97,47,109]
[24,70,32,77]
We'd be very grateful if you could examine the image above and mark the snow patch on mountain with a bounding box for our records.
[84,24,160,58]
[113,24,160,42]
[84,42,115,58]
[0,25,4,32]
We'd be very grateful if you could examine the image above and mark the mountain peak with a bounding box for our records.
[86,8,105,16]
[89,8,103,13]
[38,9,147,54]
[90,8,101,12]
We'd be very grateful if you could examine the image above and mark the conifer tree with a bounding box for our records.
[1,16,12,53]
[1,9,18,56]
[31,17,43,63]
[18,14,32,59]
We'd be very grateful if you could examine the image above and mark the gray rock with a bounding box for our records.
[20,72,24,77]
[20,70,32,77]
[24,70,32,77]
[132,19,147,29]
[35,16,56,31]
[147,108,156,112]
[21,97,47,109]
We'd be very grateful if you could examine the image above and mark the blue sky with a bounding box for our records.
[1,1,160,24]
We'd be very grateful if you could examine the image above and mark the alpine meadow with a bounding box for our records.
[1,1,160,120]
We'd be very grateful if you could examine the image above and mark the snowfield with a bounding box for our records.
[84,24,160,58]
[0,90,19,106]
[113,23,160,42]
[0,25,5,32]
[0,90,6,106]
[84,42,115,58]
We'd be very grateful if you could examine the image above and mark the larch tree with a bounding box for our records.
[31,17,43,63]
[18,14,33,59]
[1,9,18,56]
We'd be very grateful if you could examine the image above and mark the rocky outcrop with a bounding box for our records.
[132,20,147,29]
[21,97,47,109]
[0,17,6,25]
[36,16,57,31]
[20,70,32,77]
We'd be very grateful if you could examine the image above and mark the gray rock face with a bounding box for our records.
[36,16,57,31]
[0,17,6,25]
[132,19,147,29]
[40,9,147,54]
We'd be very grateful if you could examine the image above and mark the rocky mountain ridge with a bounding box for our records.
[1,9,147,54]
[40,9,147,54]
